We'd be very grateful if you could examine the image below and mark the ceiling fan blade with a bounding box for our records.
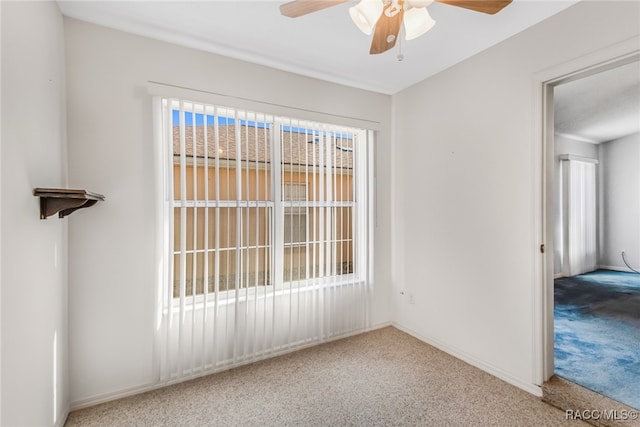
[369,2,404,55]
[435,0,512,15]
[280,0,348,18]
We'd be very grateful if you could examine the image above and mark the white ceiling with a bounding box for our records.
[57,0,579,95]
[554,60,640,144]
[58,0,638,142]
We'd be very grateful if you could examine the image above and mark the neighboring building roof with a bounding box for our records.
[173,125,354,169]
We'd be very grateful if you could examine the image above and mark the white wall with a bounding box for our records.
[599,132,640,270]
[1,2,69,426]
[392,1,640,393]
[553,135,599,275]
[64,19,393,406]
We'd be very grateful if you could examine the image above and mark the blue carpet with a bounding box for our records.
[554,270,640,410]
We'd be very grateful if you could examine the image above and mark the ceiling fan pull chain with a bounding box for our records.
[397,31,405,61]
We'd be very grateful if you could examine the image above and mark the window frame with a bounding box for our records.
[159,98,370,306]
[283,181,308,247]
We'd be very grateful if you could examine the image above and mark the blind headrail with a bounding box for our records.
[147,81,382,131]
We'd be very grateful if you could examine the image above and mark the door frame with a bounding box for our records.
[533,37,640,385]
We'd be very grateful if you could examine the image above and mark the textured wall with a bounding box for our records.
[64,18,392,406]
[1,1,69,425]
[599,133,640,270]
[392,0,640,394]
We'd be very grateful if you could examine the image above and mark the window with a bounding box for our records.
[163,100,366,298]
[170,106,272,297]
[156,95,373,381]
[283,182,307,246]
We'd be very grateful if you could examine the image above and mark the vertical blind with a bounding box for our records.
[561,157,597,276]
[156,98,373,382]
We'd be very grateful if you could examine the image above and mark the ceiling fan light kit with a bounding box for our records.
[349,0,384,35]
[281,0,512,55]
[403,6,436,40]
[351,0,436,41]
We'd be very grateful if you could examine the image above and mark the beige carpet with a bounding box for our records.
[65,327,583,426]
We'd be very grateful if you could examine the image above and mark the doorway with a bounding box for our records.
[544,57,640,409]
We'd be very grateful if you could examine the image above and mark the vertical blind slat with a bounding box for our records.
[190,109,198,374]
[252,117,259,357]
[212,107,221,369]
[202,111,210,371]
[233,110,241,363]
[164,100,175,381]
[306,124,312,339]
[178,101,188,377]
[271,123,282,352]
[285,122,293,347]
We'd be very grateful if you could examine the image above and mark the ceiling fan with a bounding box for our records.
[280,0,512,55]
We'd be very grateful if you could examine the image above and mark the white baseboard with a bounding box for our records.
[70,321,394,411]
[554,265,638,278]
[369,321,393,330]
[56,406,70,427]
[70,380,162,412]
[391,322,543,397]
[598,265,636,273]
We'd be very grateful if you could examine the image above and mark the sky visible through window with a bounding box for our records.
[172,110,267,128]
[171,110,353,140]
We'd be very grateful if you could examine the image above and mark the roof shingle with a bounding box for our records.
[173,125,353,169]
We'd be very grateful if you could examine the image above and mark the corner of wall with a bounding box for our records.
[1,1,70,425]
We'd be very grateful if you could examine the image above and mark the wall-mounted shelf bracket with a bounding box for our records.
[33,188,105,219]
